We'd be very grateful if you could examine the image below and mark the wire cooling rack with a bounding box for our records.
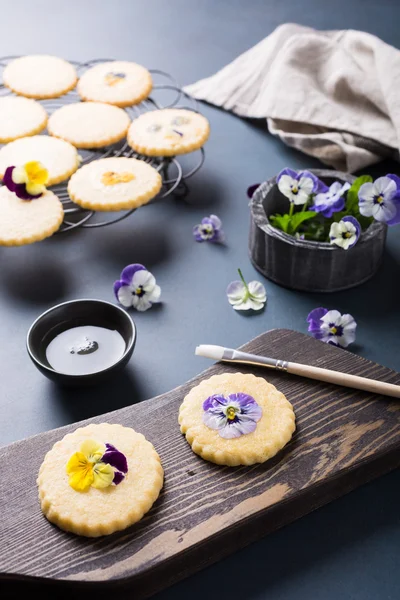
[0,57,206,232]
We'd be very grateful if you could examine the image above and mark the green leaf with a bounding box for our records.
[346,175,373,214]
[269,213,291,233]
[288,211,318,234]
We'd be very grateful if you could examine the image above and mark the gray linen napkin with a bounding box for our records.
[184,23,400,172]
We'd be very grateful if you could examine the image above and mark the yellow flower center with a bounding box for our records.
[226,406,237,420]
[102,171,135,186]
[330,326,337,334]
[105,72,126,86]
[376,195,384,204]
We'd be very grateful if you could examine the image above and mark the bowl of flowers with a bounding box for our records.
[248,168,400,292]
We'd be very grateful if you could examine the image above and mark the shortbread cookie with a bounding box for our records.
[127,108,210,156]
[0,186,64,246]
[3,55,77,99]
[77,60,153,107]
[47,101,131,148]
[179,373,296,466]
[0,96,47,143]
[37,423,164,537]
[68,157,162,211]
[0,135,80,185]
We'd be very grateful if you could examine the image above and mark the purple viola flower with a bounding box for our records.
[3,166,42,200]
[247,183,261,198]
[114,263,161,312]
[358,176,400,223]
[277,168,327,205]
[102,443,128,485]
[329,216,361,250]
[310,181,350,217]
[193,214,224,243]
[203,392,262,439]
[307,307,357,348]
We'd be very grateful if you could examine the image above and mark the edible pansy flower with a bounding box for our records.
[3,161,49,200]
[203,393,262,438]
[277,168,326,205]
[66,439,128,492]
[193,214,224,243]
[358,176,400,223]
[114,263,161,312]
[307,307,357,348]
[329,216,361,250]
[226,268,267,311]
[310,181,350,217]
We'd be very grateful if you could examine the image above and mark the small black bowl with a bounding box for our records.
[26,299,136,386]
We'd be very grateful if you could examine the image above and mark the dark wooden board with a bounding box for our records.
[1,329,399,600]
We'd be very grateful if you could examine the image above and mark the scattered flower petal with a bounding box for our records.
[193,214,224,243]
[310,181,350,217]
[227,268,267,311]
[358,176,398,223]
[203,392,262,438]
[329,216,361,249]
[307,307,357,348]
[114,263,161,311]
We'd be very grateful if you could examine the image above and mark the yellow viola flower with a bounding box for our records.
[12,161,49,196]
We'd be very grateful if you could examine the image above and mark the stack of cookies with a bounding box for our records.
[0,54,210,245]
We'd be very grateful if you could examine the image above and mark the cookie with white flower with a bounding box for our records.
[68,157,162,211]
[127,108,210,156]
[0,135,80,185]
[47,101,131,149]
[37,423,164,537]
[3,55,77,99]
[114,264,161,312]
[179,373,296,466]
[0,161,63,246]
[77,60,153,107]
[0,97,48,143]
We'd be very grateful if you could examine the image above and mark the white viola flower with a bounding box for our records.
[227,269,267,311]
[307,307,357,348]
[358,176,397,222]
[114,264,161,312]
[277,168,320,205]
[329,216,361,250]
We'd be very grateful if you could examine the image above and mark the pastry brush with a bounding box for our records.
[195,344,400,398]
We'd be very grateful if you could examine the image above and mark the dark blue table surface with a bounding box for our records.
[0,1,399,598]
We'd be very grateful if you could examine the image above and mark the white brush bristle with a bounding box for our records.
[195,344,225,360]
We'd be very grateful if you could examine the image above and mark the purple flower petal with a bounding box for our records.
[247,183,261,198]
[3,166,17,192]
[102,443,128,473]
[113,471,125,485]
[120,264,146,285]
[342,216,361,242]
[193,224,205,242]
[277,168,298,181]
[203,394,227,411]
[113,280,127,299]
[307,307,328,324]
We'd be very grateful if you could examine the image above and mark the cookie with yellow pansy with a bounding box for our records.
[37,423,164,537]
[0,135,80,185]
[127,108,210,156]
[3,54,77,99]
[0,161,64,246]
[47,101,131,148]
[178,373,296,466]
[68,156,162,211]
[77,60,153,107]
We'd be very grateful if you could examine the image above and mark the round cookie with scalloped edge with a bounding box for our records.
[37,422,164,537]
[77,60,153,107]
[127,108,210,156]
[3,55,77,99]
[178,372,296,466]
[47,101,131,149]
[0,135,80,185]
[0,187,64,246]
[0,97,48,143]
[68,156,162,212]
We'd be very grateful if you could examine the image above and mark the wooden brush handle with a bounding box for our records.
[287,361,400,398]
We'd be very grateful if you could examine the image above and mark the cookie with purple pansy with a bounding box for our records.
[178,373,295,466]
[37,423,164,537]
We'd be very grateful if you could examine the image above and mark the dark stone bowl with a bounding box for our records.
[248,169,387,293]
[26,298,136,386]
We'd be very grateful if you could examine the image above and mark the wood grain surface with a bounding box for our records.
[1,328,399,600]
